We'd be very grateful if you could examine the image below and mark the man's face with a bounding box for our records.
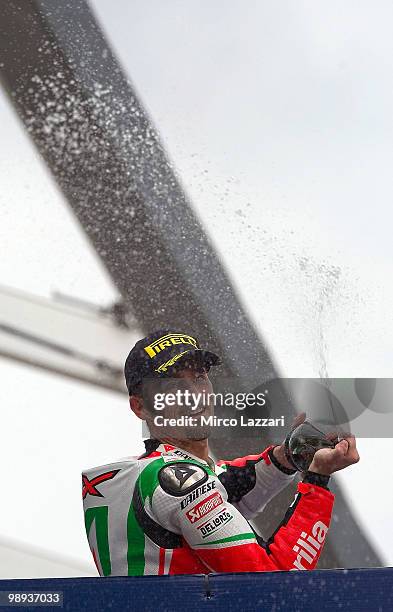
[144,361,214,441]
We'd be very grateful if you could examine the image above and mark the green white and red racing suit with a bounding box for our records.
[82,440,334,576]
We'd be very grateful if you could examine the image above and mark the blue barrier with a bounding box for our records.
[1,568,392,611]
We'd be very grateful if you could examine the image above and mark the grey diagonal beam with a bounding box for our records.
[0,0,274,390]
[0,0,379,568]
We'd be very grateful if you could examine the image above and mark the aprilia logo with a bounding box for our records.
[291,521,328,570]
[186,492,223,523]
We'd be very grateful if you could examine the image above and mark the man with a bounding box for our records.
[82,329,359,576]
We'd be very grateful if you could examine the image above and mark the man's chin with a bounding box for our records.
[185,427,211,441]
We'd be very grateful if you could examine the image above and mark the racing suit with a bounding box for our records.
[82,440,334,576]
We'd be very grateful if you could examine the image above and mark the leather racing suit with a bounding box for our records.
[82,440,334,576]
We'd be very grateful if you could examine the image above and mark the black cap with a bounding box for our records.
[124,329,221,395]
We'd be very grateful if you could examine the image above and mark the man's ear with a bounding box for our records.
[129,395,145,420]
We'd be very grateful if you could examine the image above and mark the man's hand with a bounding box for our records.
[308,435,360,475]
